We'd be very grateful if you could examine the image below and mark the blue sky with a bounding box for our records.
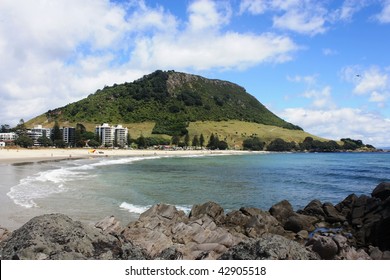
[1,0,390,147]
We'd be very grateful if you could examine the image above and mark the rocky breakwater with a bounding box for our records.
[0,182,389,260]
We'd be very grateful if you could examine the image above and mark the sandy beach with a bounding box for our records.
[0,147,249,165]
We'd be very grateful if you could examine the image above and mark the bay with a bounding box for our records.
[1,152,389,230]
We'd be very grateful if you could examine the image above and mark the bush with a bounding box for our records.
[243,137,265,151]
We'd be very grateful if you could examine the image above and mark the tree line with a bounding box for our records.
[243,136,376,152]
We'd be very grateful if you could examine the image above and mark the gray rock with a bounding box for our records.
[190,201,225,224]
[269,200,295,225]
[0,214,147,260]
[309,235,338,259]
[218,234,319,260]
[301,199,326,218]
[323,202,346,223]
[372,182,390,201]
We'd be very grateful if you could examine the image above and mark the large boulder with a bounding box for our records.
[372,182,390,201]
[0,214,147,260]
[224,207,285,238]
[269,200,316,233]
[190,201,225,224]
[307,235,338,260]
[218,234,319,260]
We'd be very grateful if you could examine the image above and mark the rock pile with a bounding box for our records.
[0,182,389,260]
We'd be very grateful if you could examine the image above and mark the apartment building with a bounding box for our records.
[27,125,51,145]
[62,127,76,147]
[95,123,128,147]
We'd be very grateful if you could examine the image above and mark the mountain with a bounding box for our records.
[31,70,301,134]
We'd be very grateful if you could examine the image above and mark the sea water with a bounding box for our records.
[1,152,389,229]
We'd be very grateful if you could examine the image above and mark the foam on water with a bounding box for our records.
[119,202,151,214]
[6,165,94,208]
[119,202,192,215]
[7,155,164,209]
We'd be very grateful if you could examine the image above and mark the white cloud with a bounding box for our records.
[240,0,328,35]
[354,67,388,94]
[239,0,268,15]
[331,0,370,22]
[280,107,390,147]
[302,86,335,109]
[376,0,390,23]
[341,65,390,107]
[322,48,338,56]
[0,0,299,126]
[272,8,327,35]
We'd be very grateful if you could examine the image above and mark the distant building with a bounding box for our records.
[27,125,51,146]
[62,127,76,147]
[0,132,17,144]
[95,123,128,147]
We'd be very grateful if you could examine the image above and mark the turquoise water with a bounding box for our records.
[1,152,389,229]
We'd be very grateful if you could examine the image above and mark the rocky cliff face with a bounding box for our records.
[1,182,389,260]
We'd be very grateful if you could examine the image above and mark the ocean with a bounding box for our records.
[1,152,389,230]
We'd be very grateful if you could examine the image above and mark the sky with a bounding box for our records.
[1,0,390,147]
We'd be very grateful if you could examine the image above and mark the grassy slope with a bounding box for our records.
[26,117,326,148]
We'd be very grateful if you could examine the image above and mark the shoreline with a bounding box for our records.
[0,148,253,165]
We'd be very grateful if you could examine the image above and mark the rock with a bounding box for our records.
[155,247,183,260]
[269,200,295,225]
[335,193,358,218]
[218,234,319,260]
[332,234,348,252]
[308,235,338,260]
[323,202,346,223]
[284,214,316,233]
[225,207,284,238]
[190,201,225,224]
[301,200,326,218]
[0,227,11,243]
[372,182,390,201]
[369,246,383,260]
[383,251,390,260]
[95,216,123,236]
[0,214,148,260]
[123,204,238,259]
[338,247,371,260]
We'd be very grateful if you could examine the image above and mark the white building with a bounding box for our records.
[27,125,51,146]
[114,125,128,147]
[0,132,17,142]
[95,123,128,147]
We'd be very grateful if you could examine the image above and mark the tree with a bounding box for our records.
[207,133,220,150]
[15,135,34,148]
[37,136,52,147]
[199,134,205,147]
[1,124,11,133]
[243,137,265,151]
[171,135,180,146]
[266,138,295,152]
[137,135,146,149]
[192,135,199,147]
[15,119,27,136]
[217,140,228,150]
[184,133,190,147]
[51,121,63,145]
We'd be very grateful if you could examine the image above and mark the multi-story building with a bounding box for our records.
[95,123,128,147]
[0,132,17,145]
[27,125,51,146]
[114,125,128,147]
[62,127,76,147]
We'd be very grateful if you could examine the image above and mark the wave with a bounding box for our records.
[7,165,94,208]
[119,202,192,215]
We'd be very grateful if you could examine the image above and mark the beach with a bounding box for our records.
[0,147,249,165]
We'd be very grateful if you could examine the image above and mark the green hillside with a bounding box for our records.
[31,70,301,136]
